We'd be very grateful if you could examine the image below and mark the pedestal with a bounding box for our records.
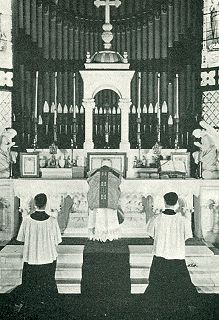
[83,98,95,150]
[119,98,131,150]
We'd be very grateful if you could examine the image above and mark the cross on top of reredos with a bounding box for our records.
[94,0,121,24]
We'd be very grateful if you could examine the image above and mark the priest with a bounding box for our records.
[87,159,124,242]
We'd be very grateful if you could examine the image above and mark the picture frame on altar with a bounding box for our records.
[171,152,190,177]
[20,152,40,178]
[87,152,127,178]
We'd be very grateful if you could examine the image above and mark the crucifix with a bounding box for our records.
[94,0,121,24]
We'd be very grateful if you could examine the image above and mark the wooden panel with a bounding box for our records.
[18,0,24,29]
[43,6,50,59]
[136,24,141,60]
[25,70,32,122]
[57,19,62,60]
[179,71,186,115]
[154,15,160,59]
[69,24,74,60]
[24,0,30,35]
[94,25,99,54]
[19,65,25,118]
[121,26,126,55]
[174,0,179,42]
[186,64,192,109]
[148,17,154,59]
[117,29,121,54]
[161,6,167,58]
[187,0,191,27]
[180,0,185,34]
[57,72,63,105]
[131,22,136,60]
[80,23,85,60]
[50,12,56,60]
[142,22,147,60]
[89,26,94,56]
[74,26,79,60]
[63,71,68,105]
[126,25,131,59]
[31,0,37,42]
[167,82,173,115]
[168,2,173,47]
[148,72,153,105]
[37,2,43,48]
[63,23,68,60]
[68,71,73,106]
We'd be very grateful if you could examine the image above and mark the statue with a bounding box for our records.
[210,0,219,44]
[0,128,17,178]
[192,120,219,179]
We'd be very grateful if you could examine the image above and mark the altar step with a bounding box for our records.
[1,244,219,295]
[0,245,84,294]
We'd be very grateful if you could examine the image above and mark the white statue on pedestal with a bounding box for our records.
[192,120,219,179]
[0,127,17,178]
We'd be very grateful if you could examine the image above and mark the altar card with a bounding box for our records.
[160,160,186,178]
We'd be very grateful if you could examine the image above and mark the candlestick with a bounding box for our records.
[157,73,161,142]
[35,71,39,119]
[175,74,179,119]
[73,72,76,107]
[168,115,173,147]
[54,72,58,125]
[138,72,141,118]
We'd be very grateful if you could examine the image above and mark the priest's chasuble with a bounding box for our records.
[87,165,121,242]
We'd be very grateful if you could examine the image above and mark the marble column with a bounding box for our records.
[119,98,131,150]
[83,98,95,150]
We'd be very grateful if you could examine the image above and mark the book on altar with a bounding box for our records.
[160,160,186,174]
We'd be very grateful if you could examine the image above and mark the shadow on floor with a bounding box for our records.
[0,293,219,320]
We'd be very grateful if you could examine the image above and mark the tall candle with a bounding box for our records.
[138,72,141,118]
[157,73,161,121]
[35,71,39,119]
[54,72,57,125]
[157,73,161,142]
[176,74,179,118]
[73,72,76,107]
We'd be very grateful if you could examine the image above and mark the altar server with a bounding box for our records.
[16,193,62,306]
[144,192,198,309]
[87,159,124,242]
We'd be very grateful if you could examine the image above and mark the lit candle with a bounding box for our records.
[175,74,179,119]
[35,71,39,119]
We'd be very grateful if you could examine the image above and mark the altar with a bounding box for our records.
[1,179,219,245]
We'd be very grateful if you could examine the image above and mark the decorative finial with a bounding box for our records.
[86,52,91,63]
[94,0,121,50]
[123,51,128,63]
